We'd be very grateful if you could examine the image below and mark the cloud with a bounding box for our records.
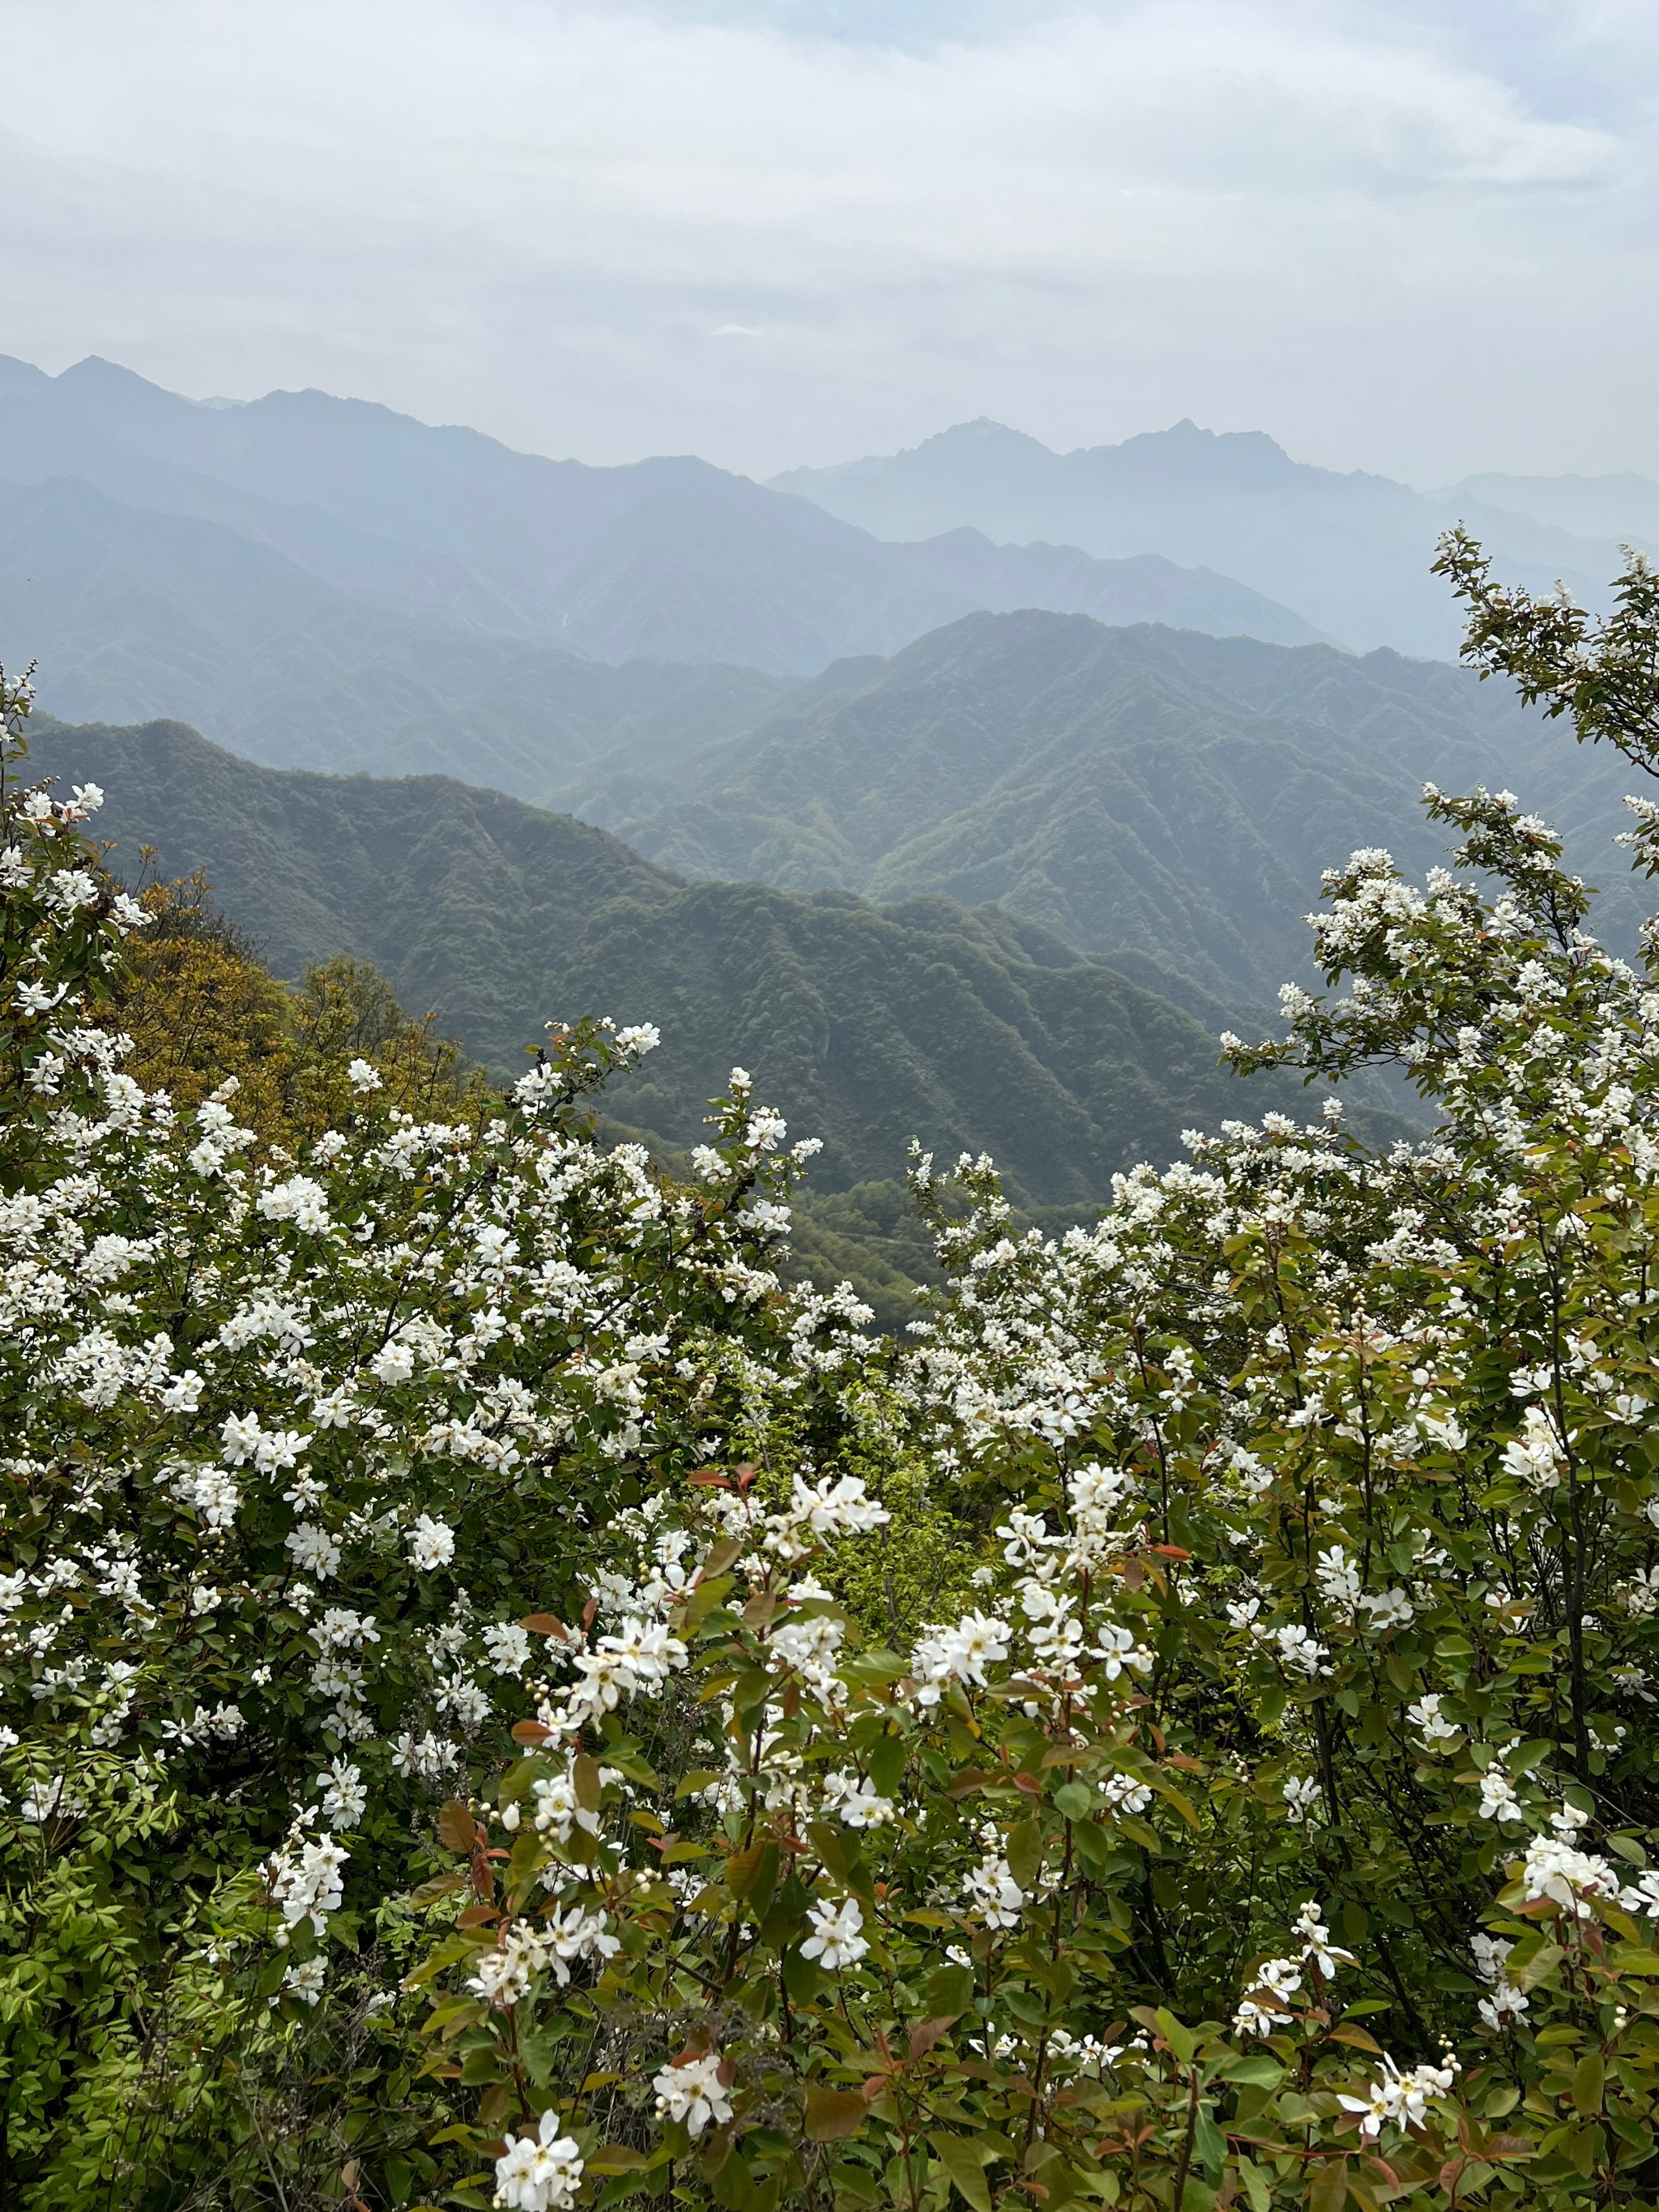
[0,0,1653,481]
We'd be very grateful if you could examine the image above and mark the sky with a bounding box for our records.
[2,0,1657,484]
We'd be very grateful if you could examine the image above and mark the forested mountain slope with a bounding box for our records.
[579,609,1646,1006]
[773,416,1622,658]
[29,713,1307,1213]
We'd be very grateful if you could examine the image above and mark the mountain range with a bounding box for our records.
[564,609,1648,1009]
[4,352,1652,814]
[772,419,1645,660]
[0,357,1319,790]
[1439,472,1659,554]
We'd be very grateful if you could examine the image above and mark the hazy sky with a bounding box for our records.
[2,0,1656,482]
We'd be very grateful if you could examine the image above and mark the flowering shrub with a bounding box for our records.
[0,667,881,2203]
[12,536,1659,2211]
[410,554,1659,2212]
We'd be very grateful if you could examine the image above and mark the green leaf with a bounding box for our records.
[1154,2008,1196,2065]
[1149,1777,1200,1829]
[1192,2104,1227,2175]
[586,2147,651,2174]
[829,2159,882,2206]
[925,1963,976,2018]
[1306,2159,1347,2212]
[783,1947,822,2005]
[573,1753,603,1813]
[595,2176,655,2209]
[726,1840,777,1902]
[807,1821,851,1885]
[1224,2055,1284,2088]
[1235,2158,1271,2212]
[865,1732,907,1799]
[407,1873,467,1909]
[1515,1941,1565,1993]
[929,2134,993,2212]
[698,1539,743,1581]
[1572,2051,1605,2116]
[1006,1817,1044,1894]
[1052,1782,1094,1821]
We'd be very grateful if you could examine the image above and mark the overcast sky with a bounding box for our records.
[2,0,1656,483]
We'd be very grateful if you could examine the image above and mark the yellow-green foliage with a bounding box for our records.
[113,873,489,1145]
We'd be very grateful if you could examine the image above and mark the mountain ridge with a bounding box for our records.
[770,417,1627,658]
[0,356,1323,720]
[0,474,792,793]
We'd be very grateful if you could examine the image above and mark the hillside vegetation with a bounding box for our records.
[12,550,1659,2212]
[28,715,1313,1224]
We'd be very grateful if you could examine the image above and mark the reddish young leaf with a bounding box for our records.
[804,2087,868,2142]
[573,1753,603,1812]
[436,1799,476,1853]
[906,2015,960,2060]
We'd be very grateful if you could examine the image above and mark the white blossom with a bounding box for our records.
[493,2112,585,2210]
[800,1894,868,1971]
[407,1515,457,1571]
[653,2052,733,2138]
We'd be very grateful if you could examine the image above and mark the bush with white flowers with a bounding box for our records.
[410,549,1659,2212]
[0,666,881,2205]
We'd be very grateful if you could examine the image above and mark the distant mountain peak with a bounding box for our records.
[52,355,206,431]
[1091,419,1301,489]
[775,413,1317,506]
[61,354,172,393]
[926,417,1047,447]
[1128,418,1286,454]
